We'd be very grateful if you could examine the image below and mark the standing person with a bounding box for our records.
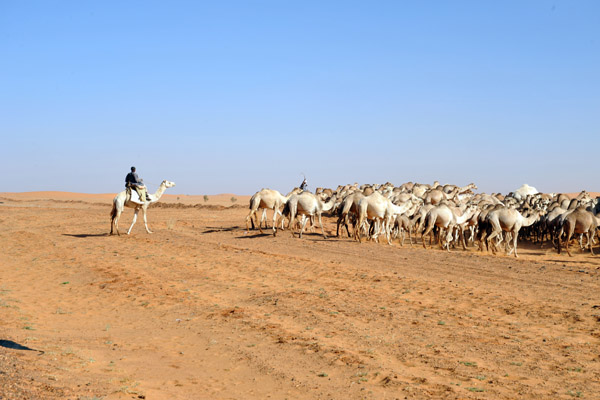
[125,166,149,202]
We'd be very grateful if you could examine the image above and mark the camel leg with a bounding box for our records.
[257,209,265,228]
[299,215,310,239]
[318,213,327,239]
[257,210,265,234]
[371,220,378,243]
[336,215,343,237]
[142,206,153,234]
[486,229,501,255]
[271,207,278,234]
[444,228,454,252]
[309,215,316,233]
[385,219,392,245]
[279,210,285,230]
[460,227,467,250]
[247,209,264,234]
[565,228,574,257]
[340,212,352,238]
[421,217,433,249]
[288,209,297,238]
[111,209,122,236]
[355,215,364,243]
[438,227,446,250]
[245,212,253,232]
[557,227,563,254]
[344,217,352,237]
[127,208,140,235]
[509,230,519,257]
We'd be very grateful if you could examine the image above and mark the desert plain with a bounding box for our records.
[1,191,599,399]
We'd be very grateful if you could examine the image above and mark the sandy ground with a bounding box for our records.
[1,192,600,399]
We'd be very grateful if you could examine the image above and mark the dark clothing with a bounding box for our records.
[300,180,307,190]
[125,172,142,188]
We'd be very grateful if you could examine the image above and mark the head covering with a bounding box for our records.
[131,166,136,171]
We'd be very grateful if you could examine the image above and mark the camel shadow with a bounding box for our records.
[236,232,274,239]
[547,258,600,265]
[0,339,43,354]
[202,226,241,234]
[62,233,110,238]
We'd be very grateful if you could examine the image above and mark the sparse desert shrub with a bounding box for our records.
[230,196,237,204]
[204,195,209,202]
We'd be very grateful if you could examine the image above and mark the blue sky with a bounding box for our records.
[1,1,598,195]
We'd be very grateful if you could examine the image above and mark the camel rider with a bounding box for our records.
[125,166,149,202]
[300,177,307,191]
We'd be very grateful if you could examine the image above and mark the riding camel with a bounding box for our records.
[110,180,176,235]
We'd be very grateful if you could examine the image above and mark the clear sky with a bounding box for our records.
[1,1,598,195]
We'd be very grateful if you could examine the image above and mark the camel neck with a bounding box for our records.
[523,213,539,227]
[153,183,167,200]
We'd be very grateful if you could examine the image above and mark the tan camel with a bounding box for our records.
[421,203,478,251]
[411,184,431,199]
[110,180,176,235]
[245,188,300,234]
[354,192,412,244]
[423,187,459,205]
[392,202,422,246]
[558,206,600,256]
[442,182,478,194]
[336,191,366,237]
[485,208,541,257]
[280,192,337,239]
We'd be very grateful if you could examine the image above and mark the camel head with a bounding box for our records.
[162,180,176,188]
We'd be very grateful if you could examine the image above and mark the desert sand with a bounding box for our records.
[1,191,599,399]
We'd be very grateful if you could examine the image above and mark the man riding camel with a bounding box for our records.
[125,166,149,202]
[299,175,308,191]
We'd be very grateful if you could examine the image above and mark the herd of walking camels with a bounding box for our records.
[109,179,600,258]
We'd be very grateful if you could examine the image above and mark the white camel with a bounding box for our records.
[280,192,337,239]
[485,208,541,257]
[421,203,478,251]
[245,188,301,234]
[354,192,412,244]
[110,180,176,235]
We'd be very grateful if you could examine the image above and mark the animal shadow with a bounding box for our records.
[62,233,109,238]
[236,232,273,239]
[202,226,241,234]
[0,339,44,354]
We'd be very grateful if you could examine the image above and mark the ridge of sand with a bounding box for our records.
[0,191,250,206]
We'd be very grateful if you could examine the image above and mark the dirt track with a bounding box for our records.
[1,194,600,399]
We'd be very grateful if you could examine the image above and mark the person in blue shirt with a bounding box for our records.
[125,166,149,202]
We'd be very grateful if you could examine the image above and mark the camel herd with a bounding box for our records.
[245,182,600,258]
